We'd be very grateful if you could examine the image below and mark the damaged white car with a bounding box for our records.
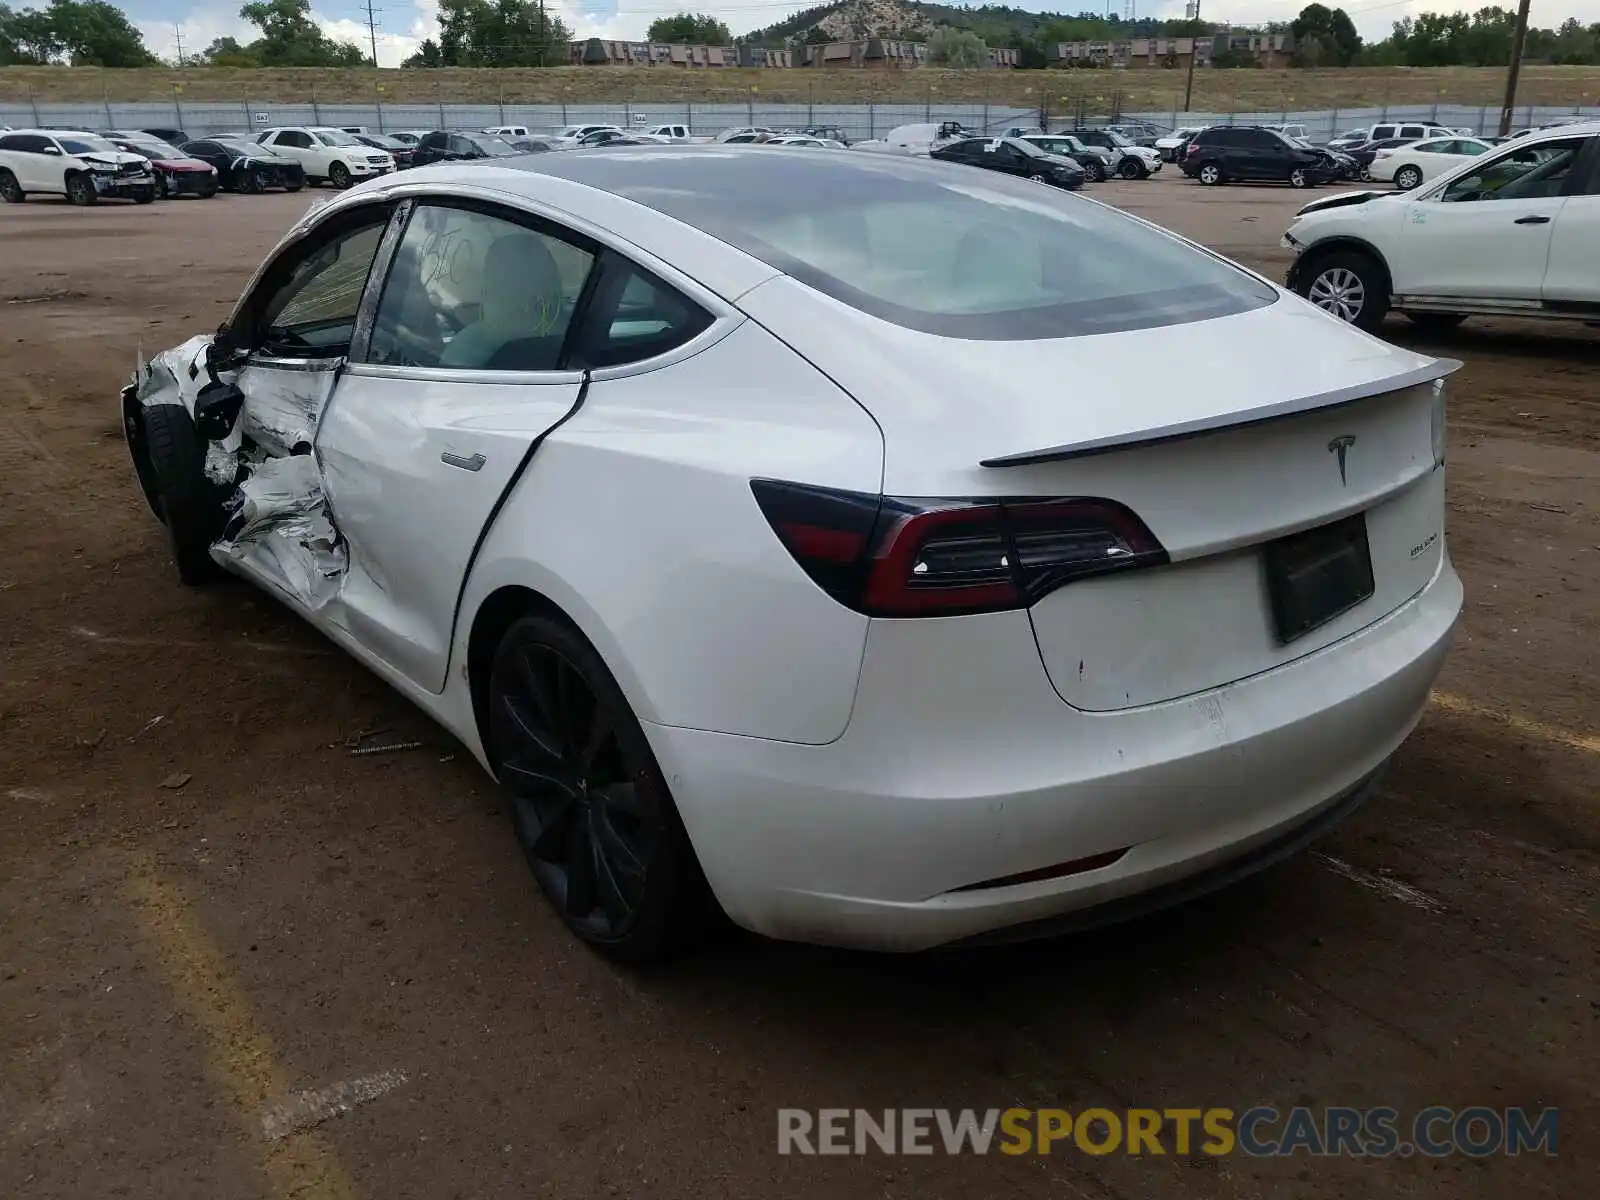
[124,151,1461,962]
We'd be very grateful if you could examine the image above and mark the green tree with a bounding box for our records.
[435,0,571,67]
[1,3,62,63]
[239,0,367,66]
[401,36,444,67]
[1290,4,1361,66]
[201,35,259,66]
[1,0,154,65]
[645,12,730,44]
[927,24,987,68]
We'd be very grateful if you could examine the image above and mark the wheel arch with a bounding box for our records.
[1288,236,1393,296]
[466,584,570,754]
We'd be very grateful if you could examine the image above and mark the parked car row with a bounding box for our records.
[1284,119,1600,332]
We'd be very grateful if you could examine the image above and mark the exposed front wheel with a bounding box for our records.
[1395,165,1423,190]
[1289,168,1311,189]
[65,173,96,206]
[488,614,712,962]
[1198,163,1223,185]
[1299,250,1391,333]
[1085,160,1106,182]
[0,169,22,203]
[153,173,168,199]
[1119,158,1144,179]
[137,403,231,585]
[239,169,263,194]
[328,162,351,189]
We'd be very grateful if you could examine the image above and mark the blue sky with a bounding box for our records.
[108,1,1600,67]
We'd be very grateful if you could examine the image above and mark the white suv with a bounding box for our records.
[0,129,155,205]
[1283,121,1600,331]
[254,126,394,188]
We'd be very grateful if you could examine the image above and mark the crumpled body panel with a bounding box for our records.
[130,337,347,609]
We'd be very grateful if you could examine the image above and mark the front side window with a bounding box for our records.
[366,204,595,371]
[254,216,390,358]
[1441,138,1589,203]
[420,132,446,150]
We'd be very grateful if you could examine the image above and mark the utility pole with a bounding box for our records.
[174,23,184,67]
[537,0,548,67]
[363,0,382,68]
[1183,0,1201,114]
[1497,0,1532,137]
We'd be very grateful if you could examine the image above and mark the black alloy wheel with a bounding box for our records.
[488,615,709,961]
[239,168,263,194]
[66,173,96,205]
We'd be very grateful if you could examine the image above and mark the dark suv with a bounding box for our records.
[1182,126,1336,189]
[930,137,1085,190]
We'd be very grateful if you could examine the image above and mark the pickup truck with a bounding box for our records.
[640,124,697,142]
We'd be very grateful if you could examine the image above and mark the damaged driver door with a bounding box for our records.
[310,198,595,694]
[205,201,397,608]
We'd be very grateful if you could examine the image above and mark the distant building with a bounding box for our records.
[1045,29,1293,70]
[568,39,736,67]
[796,38,1017,69]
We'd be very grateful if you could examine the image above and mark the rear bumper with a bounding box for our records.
[649,553,1461,951]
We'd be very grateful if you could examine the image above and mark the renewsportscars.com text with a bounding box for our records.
[777,1106,1558,1158]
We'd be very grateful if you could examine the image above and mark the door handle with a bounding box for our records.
[441,450,485,472]
[1514,215,1551,225]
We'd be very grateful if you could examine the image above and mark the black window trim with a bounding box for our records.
[227,197,399,367]
[342,191,741,384]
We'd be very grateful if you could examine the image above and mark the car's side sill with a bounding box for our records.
[1396,295,1600,321]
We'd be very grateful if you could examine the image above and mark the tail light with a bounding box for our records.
[1374,148,1394,158]
[1185,142,1200,157]
[750,480,1167,618]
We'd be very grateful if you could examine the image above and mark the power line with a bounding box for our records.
[363,0,383,68]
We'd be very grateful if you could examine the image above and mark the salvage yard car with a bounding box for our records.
[1184,126,1338,188]
[104,134,219,199]
[0,129,155,205]
[931,136,1085,188]
[123,147,1462,960]
[1285,121,1600,331]
[254,125,395,189]
[181,137,306,193]
[1366,135,1493,190]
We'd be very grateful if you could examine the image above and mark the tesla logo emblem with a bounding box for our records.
[1328,435,1357,485]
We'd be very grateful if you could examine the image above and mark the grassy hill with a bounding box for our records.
[3,64,1600,113]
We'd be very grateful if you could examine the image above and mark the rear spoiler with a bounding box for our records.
[980,358,1463,469]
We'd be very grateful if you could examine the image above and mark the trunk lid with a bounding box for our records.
[739,279,1454,709]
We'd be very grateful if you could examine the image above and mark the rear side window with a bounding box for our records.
[1400,126,1426,138]
[367,203,595,371]
[1371,125,1397,140]
[569,256,713,370]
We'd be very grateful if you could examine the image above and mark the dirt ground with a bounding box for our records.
[1,173,1596,1200]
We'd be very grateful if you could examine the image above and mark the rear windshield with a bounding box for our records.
[609,155,1276,339]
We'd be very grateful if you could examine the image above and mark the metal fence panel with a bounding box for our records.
[4,98,1597,142]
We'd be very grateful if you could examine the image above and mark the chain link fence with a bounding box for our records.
[4,98,1596,142]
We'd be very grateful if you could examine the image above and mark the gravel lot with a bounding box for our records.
[2,171,1596,1200]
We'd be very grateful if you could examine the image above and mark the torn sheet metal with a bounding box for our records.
[232,364,337,458]
[133,334,215,417]
[212,455,347,610]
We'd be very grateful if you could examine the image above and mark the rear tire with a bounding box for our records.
[1198,162,1223,185]
[329,162,351,189]
[1085,160,1106,183]
[0,169,22,203]
[138,403,230,585]
[487,614,714,962]
[65,173,96,206]
[1298,250,1390,333]
[1395,165,1423,191]
[153,173,168,200]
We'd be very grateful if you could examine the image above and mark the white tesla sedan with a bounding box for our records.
[124,147,1462,959]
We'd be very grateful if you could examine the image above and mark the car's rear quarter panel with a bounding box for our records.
[455,318,885,746]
